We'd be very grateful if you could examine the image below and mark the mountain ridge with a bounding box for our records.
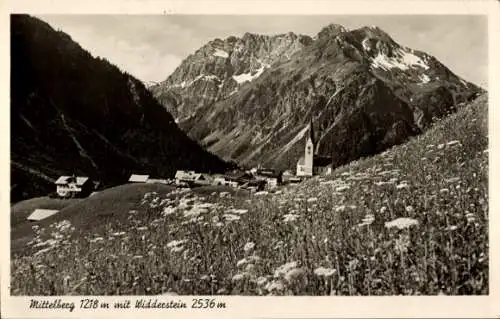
[10,14,233,202]
[150,23,483,171]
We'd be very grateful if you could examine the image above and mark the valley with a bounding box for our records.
[9,14,489,297]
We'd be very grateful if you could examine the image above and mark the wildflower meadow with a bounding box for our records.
[11,96,488,296]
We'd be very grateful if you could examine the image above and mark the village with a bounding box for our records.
[27,123,334,222]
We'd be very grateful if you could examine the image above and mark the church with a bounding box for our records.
[296,120,333,177]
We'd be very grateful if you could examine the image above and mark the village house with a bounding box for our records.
[27,208,59,221]
[255,168,283,189]
[175,170,211,187]
[224,170,265,190]
[128,174,149,183]
[296,120,333,177]
[55,175,93,198]
[212,174,236,187]
[282,169,300,184]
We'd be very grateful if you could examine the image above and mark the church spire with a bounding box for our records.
[309,118,315,146]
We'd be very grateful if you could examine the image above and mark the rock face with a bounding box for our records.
[151,31,314,120]
[10,15,233,202]
[151,23,483,170]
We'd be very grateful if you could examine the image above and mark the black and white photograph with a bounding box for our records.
[2,0,497,316]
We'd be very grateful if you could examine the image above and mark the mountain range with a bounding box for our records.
[11,15,485,202]
[10,14,233,202]
[150,24,483,170]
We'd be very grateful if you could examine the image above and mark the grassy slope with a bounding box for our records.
[11,183,174,253]
[11,183,250,255]
[11,197,82,228]
[10,95,488,295]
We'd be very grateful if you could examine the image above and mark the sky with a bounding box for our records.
[37,14,488,88]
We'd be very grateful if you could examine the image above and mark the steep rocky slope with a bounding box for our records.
[151,24,483,170]
[151,31,314,120]
[10,15,232,202]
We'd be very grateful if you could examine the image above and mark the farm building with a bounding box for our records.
[27,209,59,221]
[175,170,210,186]
[225,171,253,183]
[296,120,333,176]
[224,171,266,190]
[128,174,149,183]
[255,168,283,188]
[283,170,293,177]
[212,175,234,187]
[55,175,93,198]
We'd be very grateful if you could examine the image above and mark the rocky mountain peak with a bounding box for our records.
[317,23,349,39]
[150,22,483,172]
[151,30,314,119]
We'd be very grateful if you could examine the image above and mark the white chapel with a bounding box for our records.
[296,120,333,177]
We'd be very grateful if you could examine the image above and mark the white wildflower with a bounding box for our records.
[162,206,177,216]
[255,191,269,196]
[396,183,409,189]
[232,272,250,282]
[335,205,346,212]
[274,261,298,278]
[360,214,375,226]
[335,185,350,192]
[265,280,285,292]
[385,217,419,230]
[231,209,248,215]
[223,213,240,222]
[314,267,336,277]
[256,276,268,286]
[284,268,305,282]
[171,246,185,253]
[405,206,415,213]
[166,239,187,248]
[243,241,255,252]
[111,231,126,236]
[283,214,299,223]
[236,258,248,267]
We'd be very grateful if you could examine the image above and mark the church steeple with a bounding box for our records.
[308,118,315,148]
[296,119,316,177]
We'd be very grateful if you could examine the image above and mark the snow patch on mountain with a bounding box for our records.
[175,113,196,124]
[213,49,229,58]
[371,48,429,71]
[419,74,431,84]
[170,74,221,89]
[228,88,239,96]
[205,74,220,81]
[232,60,271,84]
[233,65,266,83]
[362,38,372,52]
[400,49,429,70]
